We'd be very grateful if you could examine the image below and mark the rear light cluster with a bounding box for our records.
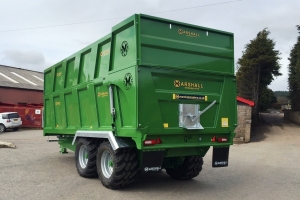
[143,136,227,145]
[143,137,162,146]
[211,136,228,143]
[217,138,228,142]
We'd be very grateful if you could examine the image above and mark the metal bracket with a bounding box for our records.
[179,100,217,130]
[109,85,115,118]
[47,136,58,142]
[192,100,216,122]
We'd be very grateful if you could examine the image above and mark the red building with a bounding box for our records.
[0,65,44,128]
[0,65,43,105]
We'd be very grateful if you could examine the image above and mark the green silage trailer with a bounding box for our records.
[44,14,237,189]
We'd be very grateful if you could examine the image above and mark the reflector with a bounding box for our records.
[144,137,162,146]
[211,136,216,142]
[217,138,228,142]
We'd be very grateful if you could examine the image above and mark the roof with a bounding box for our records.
[237,96,255,107]
[0,65,43,91]
[0,112,18,114]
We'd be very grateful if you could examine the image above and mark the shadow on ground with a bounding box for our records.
[250,113,287,142]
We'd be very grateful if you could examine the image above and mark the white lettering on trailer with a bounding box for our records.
[144,167,161,172]
[214,161,228,166]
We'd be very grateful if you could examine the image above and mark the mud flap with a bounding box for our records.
[141,150,164,172]
[212,146,229,167]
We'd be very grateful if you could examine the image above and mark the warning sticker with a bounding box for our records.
[221,118,228,127]
[173,94,207,101]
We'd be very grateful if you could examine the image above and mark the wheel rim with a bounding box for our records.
[79,145,88,169]
[0,125,4,132]
[101,150,113,178]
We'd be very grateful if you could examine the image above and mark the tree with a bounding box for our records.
[288,25,300,111]
[273,91,289,97]
[237,28,281,123]
[259,87,277,111]
[236,64,255,100]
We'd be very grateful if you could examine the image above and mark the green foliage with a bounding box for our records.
[273,91,289,97]
[259,87,277,111]
[236,28,281,121]
[288,25,300,111]
[237,28,281,88]
[236,66,254,100]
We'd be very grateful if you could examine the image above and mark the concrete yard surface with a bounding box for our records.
[0,113,299,200]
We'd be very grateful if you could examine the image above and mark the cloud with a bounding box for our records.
[0,0,299,89]
[1,49,46,72]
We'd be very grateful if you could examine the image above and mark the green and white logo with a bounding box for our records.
[120,41,129,57]
[123,73,133,90]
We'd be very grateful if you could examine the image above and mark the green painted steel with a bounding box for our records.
[44,14,236,163]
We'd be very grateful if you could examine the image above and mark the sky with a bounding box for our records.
[0,0,299,91]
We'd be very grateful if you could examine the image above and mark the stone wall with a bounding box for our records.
[284,110,300,125]
[235,103,252,142]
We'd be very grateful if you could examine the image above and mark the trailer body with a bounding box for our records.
[44,14,237,188]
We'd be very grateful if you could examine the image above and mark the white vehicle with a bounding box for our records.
[0,112,22,133]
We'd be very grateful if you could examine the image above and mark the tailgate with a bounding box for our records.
[137,15,236,149]
[138,67,236,137]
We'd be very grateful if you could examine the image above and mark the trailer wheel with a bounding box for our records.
[166,156,203,180]
[75,138,98,178]
[97,141,138,189]
[0,124,5,133]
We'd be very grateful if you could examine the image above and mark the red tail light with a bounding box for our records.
[212,136,228,142]
[144,137,162,146]
[211,136,216,142]
[217,137,228,142]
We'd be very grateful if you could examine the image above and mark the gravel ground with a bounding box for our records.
[0,113,299,200]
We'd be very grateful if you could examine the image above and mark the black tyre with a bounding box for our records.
[0,124,6,133]
[166,156,203,180]
[97,141,138,189]
[75,138,99,178]
[12,127,19,131]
